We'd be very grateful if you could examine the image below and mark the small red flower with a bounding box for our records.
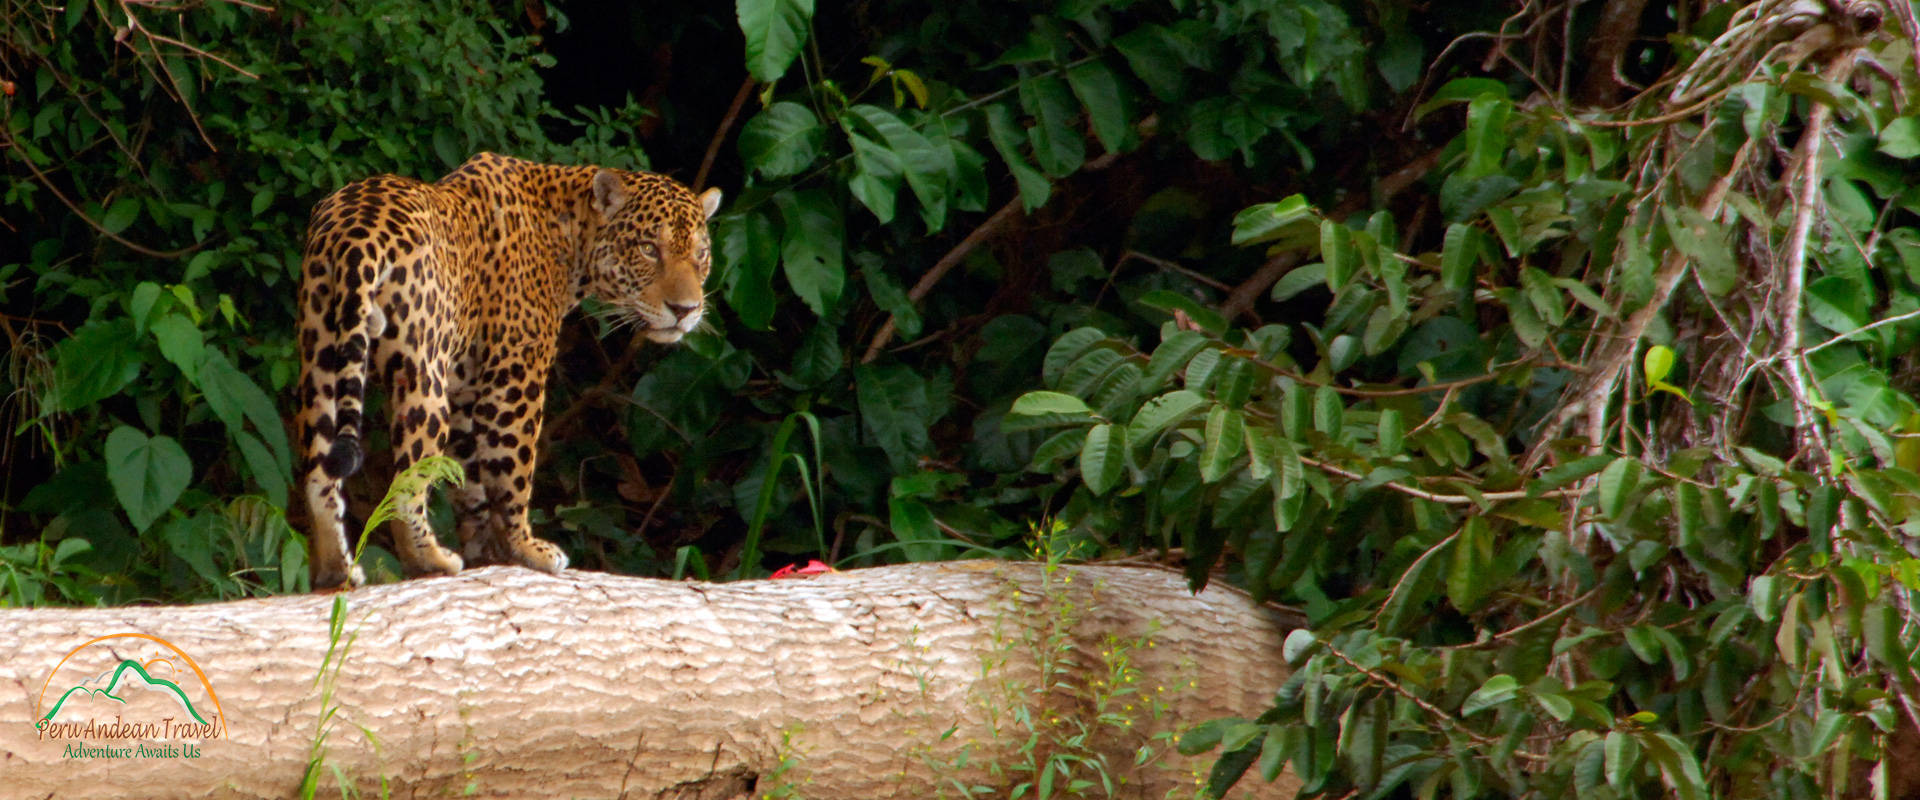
[769,560,833,579]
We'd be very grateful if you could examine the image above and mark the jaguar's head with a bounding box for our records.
[583,170,721,344]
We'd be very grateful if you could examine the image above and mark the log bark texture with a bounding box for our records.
[0,562,1302,799]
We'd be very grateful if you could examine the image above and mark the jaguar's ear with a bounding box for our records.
[591,170,629,218]
[698,187,723,221]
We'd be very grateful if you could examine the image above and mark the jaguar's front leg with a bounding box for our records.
[465,362,567,574]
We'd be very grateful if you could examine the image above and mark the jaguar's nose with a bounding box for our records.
[666,301,700,321]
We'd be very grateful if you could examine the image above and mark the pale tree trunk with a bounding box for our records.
[0,563,1302,799]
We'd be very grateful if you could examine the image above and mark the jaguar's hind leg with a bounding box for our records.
[379,362,464,577]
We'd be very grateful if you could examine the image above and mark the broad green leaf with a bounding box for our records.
[1750,575,1780,622]
[1243,425,1275,481]
[1066,60,1130,154]
[718,210,782,330]
[1028,427,1089,471]
[1020,74,1085,177]
[1231,195,1315,247]
[1179,717,1240,755]
[1413,77,1509,119]
[1128,390,1206,444]
[1320,219,1353,288]
[1605,732,1640,791]
[1805,274,1871,336]
[789,323,842,386]
[50,319,143,412]
[1113,23,1187,100]
[1497,287,1547,347]
[1378,534,1445,633]
[1012,391,1091,416]
[233,429,289,510]
[845,133,900,224]
[1643,344,1676,384]
[862,264,921,339]
[1312,385,1343,436]
[738,102,823,178]
[1447,517,1493,612]
[149,313,205,382]
[1042,327,1108,387]
[887,495,942,561]
[736,0,815,81]
[1534,691,1576,721]
[775,189,844,317]
[1201,405,1246,483]
[1625,625,1663,663]
[984,103,1051,210]
[1183,348,1223,393]
[1462,674,1519,716]
[1575,740,1607,797]
[1462,95,1511,178]
[1663,206,1736,296]
[199,349,293,477]
[1059,348,1124,398]
[1270,262,1329,302]
[1532,453,1613,494]
[1282,629,1317,663]
[100,197,139,235]
[1596,456,1644,521]
[1377,409,1403,455]
[845,104,952,231]
[1142,330,1210,389]
[105,425,192,533]
[1807,483,1839,551]
[1078,423,1127,495]
[1879,116,1920,159]
[1643,732,1708,800]
[1343,696,1387,788]
[1520,267,1566,326]
[129,281,162,334]
[1440,222,1479,293]
[856,363,938,472]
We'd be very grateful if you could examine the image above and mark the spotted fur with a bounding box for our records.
[295,152,720,589]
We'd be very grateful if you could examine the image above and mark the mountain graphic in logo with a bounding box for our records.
[41,659,210,726]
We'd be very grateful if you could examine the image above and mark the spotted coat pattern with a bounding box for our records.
[295,152,720,589]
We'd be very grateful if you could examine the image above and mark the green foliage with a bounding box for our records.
[0,0,628,603]
[1007,4,1920,795]
[16,0,1920,793]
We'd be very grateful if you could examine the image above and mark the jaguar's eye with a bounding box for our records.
[640,242,659,259]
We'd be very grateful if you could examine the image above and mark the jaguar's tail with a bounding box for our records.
[295,218,382,484]
[294,186,391,589]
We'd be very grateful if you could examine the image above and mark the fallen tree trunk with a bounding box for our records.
[0,562,1302,799]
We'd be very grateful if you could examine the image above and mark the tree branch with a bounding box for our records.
[0,564,1302,799]
[860,196,1025,364]
[695,76,756,192]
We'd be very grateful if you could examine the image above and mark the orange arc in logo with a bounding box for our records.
[35,632,228,739]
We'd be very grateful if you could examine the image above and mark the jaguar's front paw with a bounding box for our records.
[510,536,568,574]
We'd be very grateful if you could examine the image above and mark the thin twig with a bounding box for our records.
[695,76,755,192]
[1275,367,1507,398]
[1778,55,1858,469]
[1218,148,1439,322]
[1298,454,1583,506]
[1320,638,1549,762]
[859,196,1024,364]
[1522,135,1756,472]
[0,131,200,259]
[1118,250,1233,292]
[1473,586,1602,647]
[1804,306,1920,354]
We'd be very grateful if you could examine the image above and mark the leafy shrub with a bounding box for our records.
[1010,6,1920,795]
